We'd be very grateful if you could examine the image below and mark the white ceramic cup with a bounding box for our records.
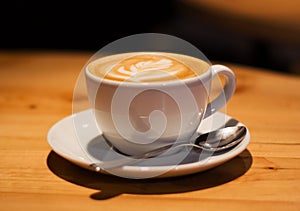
[85,52,236,155]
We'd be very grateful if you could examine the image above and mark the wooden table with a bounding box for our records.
[0,51,299,210]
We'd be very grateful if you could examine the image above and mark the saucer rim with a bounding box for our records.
[47,109,250,178]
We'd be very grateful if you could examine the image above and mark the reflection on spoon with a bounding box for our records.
[90,126,247,172]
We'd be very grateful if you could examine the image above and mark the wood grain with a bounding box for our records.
[0,51,299,211]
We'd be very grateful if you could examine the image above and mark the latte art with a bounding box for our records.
[88,52,210,83]
[105,55,196,82]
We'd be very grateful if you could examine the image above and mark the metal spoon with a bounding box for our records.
[90,126,247,172]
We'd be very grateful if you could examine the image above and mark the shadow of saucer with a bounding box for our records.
[46,149,252,200]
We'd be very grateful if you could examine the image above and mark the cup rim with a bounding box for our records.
[85,52,212,87]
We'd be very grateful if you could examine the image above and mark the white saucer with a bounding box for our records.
[47,109,250,179]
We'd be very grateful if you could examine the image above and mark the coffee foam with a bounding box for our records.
[88,52,209,82]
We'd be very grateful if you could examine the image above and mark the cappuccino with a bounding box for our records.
[85,51,236,156]
[87,52,210,82]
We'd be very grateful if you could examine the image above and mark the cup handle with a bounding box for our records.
[203,65,236,119]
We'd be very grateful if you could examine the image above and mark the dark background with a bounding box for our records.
[1,0,299,74]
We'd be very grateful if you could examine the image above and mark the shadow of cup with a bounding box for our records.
[47,149,252,200]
